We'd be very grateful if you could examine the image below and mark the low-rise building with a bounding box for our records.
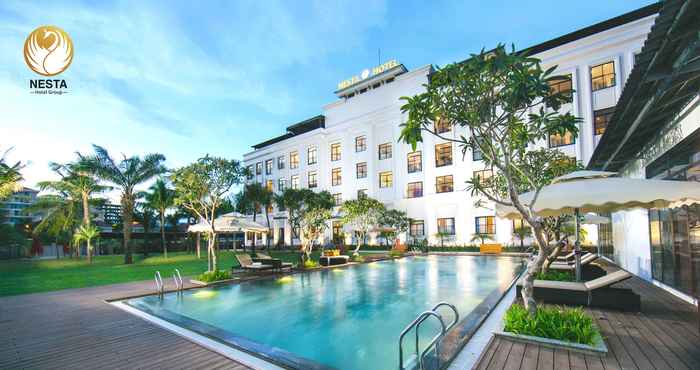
[0,187,40,226]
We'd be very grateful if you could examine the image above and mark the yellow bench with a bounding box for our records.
[480,243,503,254]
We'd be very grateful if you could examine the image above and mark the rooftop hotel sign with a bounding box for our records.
[337,60,400,90]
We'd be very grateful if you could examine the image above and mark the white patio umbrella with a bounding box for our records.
[187,212,269,233]
[496,170,700,281]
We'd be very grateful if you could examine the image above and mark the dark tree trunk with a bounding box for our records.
[122,197,134,264]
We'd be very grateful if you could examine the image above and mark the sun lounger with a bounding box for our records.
[235,253,275,272]
[516,269,640,311]
[555,251,583,262]
[549,253,599,270]
[253,252,293,270]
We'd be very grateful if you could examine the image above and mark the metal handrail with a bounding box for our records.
[154,271,164,295]
[432,302,459,331]
[173,269,183,291]
[399,311,446,370]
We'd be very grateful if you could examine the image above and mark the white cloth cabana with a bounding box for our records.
[188,212,269,250]
[496,170,700,281]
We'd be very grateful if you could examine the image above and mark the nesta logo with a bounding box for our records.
[29,79,68,89]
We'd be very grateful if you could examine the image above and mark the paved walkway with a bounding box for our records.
[473,272,700,370]
[0,280,249,370]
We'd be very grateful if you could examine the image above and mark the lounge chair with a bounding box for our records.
[516,270,640,311]
[235,253,275,272]
[555,251,581,262]
[319,255,350,266]
[549,253,599,270]
[253,252,293,270]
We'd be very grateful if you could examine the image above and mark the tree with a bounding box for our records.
[26,193,80,257]
[72,224,100,262]
[275,188,314,244]
[512,224,532,249]
[240,183,273,251]
[0,147,23,200]
[433,231,451,248]
[171,156,245,272]
[470,232,495,245]
[134,202,156,256]
[38,161,109,262]
[340,197,385,255]
[378,208,410,247]
[399,45,580,316]
[78,145,166,264]
[300,207,331,262]
[144,178,175,258]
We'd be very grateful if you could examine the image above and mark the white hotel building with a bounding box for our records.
[243,4,660,248]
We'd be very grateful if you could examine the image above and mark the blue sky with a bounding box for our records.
[1,0,655,191]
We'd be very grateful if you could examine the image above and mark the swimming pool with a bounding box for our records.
[124,255,523,370]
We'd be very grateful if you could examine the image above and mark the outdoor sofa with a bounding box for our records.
[253,252,293,270]
[235,253,276,272]
[516,269,640,311]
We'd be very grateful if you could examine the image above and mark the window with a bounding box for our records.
[290,151,299,169]
[291,175,299,189]
[548,74,573,102]
[437,218,455,235]
[475,216,496,234]
[355,136,367,152]
[332,221,344,243]
[473,169,493,182]
[379,171,393,188]
[407,151,422,173]
[472,137,483,161]
[255,162,262,175]
[549,131,575,147]
[278,179,286,191]
[266,180,273,191]
[356,162,367,179]
[246,165,254,179]
[410,220,425,237]
[594,107,615,135]
[434,117,451,134]
[307,147,317,165]
[277,156,285,170]
[308,171,317,188]
[435,143,453,167]
[265,159,273,175]
[331,143,341,161]
[332,168,342,186]
[332,193,342,206]
[407,181,423,198]
[590,61,615,91]
[378,143,392,160]
[436,175,453,193]
[357,189,368,198]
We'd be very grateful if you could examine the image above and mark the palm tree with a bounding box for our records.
[240,183,273,251]
[73,224,100,262]
[0,147,23,200]
[79,145,166,264]
[144,178,175,258]
[134,203,156,257]
[470,233,495,245]
[26,193,80,258]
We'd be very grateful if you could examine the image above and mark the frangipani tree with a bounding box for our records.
[378,208,410,247]
[171,156,245,272]
[399,45,580,315]
[300,207,331,262]
[340,197,385,255]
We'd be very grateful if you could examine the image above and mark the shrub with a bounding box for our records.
[350,254,365,262]
[535,270,573,282]
[197,270,231,283]
[303,260,319,269]
[388,250,403,258]
[504,304,598,345]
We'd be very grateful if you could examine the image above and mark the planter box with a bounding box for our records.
[494,330,607,355]
[189,278,239,286]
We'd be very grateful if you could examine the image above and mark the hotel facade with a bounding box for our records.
[243,4,660,249]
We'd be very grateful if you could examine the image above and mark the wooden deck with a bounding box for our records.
[0,280,250,370]
[473,273,700,370]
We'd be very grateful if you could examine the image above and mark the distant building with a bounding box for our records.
[1,187,40,225]
[96,203,122,226]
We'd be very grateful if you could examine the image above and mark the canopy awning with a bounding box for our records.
[187,212,269,233]
[495,171,700,219]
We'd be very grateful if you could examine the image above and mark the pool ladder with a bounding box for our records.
[154,269,184,296]
[399,302,459,370]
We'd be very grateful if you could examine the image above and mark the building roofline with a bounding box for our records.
[522,2,661,56]
[251,115,325,150]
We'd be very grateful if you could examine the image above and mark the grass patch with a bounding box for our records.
[0,250,314,296]
[535,270,574,282]
[504,304,599,345]
[196,269,231,283]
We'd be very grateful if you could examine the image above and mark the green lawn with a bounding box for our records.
[0,250,315,297]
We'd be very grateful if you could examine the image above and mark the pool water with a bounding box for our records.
[127,255,522,370]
